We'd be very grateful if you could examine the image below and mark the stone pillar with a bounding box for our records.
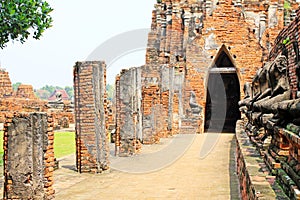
[3,112,55,200]
[117,68,142,156]
[73,61,109,173]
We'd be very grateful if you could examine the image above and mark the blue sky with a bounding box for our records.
[0,0,156,88]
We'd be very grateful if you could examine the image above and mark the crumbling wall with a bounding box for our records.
[235,120,286,200]
[0,70,74,125]
[145,0,296,131]
[0,69,13,97]
[116,68,142,156]
[15,84,37,99]
[73,61,109,173]
[142,85,162,144]
[115,64,181,156]
[3,112,55,200]
[0,98,47,122]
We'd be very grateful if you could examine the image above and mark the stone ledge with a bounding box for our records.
[282,129,300,147]
[236,120,287,200]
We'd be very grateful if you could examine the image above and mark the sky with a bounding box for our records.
[0,0,156,88]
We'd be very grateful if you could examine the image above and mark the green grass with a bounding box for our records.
[0,131,75,166]
[54,132,76,158]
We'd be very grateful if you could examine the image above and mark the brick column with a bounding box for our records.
[73,61,109,173]
[3,112,55,200]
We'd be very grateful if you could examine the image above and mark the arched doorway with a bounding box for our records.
[204,48,241,132]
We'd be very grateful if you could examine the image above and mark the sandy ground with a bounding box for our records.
[54,133,240,200]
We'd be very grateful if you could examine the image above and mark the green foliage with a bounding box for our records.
[283,37,291,45]
[0,0,53,48]
[35,85,74,100]
[284,0,292,18]
[106,84,114,101]
[0,131,75,165]
[35,89,50,100]
[54,132,75,158]
[12,82,22,91]
[40,85,62,94]
[284,0,291,9]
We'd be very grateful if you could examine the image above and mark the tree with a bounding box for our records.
[0,0,53,48]
[35,89,50,100]
[12,82,21,91]
[106,84,114,101]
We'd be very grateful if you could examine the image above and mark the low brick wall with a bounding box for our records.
[235,120,282,200]
[3,112,55,200]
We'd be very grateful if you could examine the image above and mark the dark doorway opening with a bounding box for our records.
[204,50,241,133]
[205,73,240,132]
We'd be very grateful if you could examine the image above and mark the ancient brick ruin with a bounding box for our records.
[3,113,55,199]
[112,0,300,156]
[2,0,300,199]
[0,69,13,97]
[73,61,109,173]
[104,0,300,198]
[0,69,74,128]
[15,84,38,99]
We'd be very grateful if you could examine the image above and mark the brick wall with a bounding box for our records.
[15,84,37,99]
[142,85,162,144]
[73,61,109,173]
[269,8,300,99]
[0,70,74,125]
[113,0,299,156]
[235,120,287,200]
[3,112,55,200]
[144,0,298,132]
[115,64,184,155]
[0,98,47,122]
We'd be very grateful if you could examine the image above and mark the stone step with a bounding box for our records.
[180,126,197,134]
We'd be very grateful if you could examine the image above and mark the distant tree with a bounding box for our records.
[0,0,53,48]
[40,85,62,95]
[106,84,114,101]
[35,89,50,100]
[12,82,21,91]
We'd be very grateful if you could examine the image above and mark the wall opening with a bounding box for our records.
[205,50,241,132]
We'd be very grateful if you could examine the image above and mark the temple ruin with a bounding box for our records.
[2,0,300,199]
[113,0,300,155]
